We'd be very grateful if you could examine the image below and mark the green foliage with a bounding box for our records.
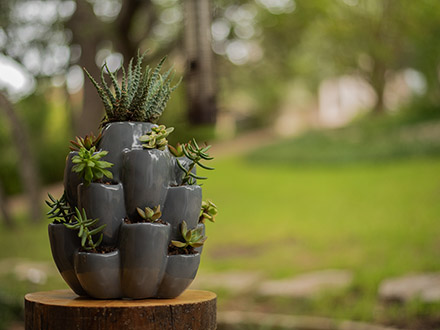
[84,52,181,125]
[64,208,106,251]
[176,138,215,185]
[45,192,73,224]
[71,146,113,186]
[136,205,162,222]
[69,132,102,151]
[246,115,440,166]
[171,221,207,249]
[139,125,174,150]
[199,200,218,223]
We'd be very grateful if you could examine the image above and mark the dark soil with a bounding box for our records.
[79,246,117,254]
[94,178,117,185]
[124,217,168,225]
[168,243,197,255]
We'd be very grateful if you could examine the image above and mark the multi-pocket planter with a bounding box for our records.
[46,53,217,299]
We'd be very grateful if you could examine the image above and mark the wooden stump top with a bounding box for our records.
[25,289,217,330]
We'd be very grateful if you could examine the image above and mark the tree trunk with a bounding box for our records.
[0,92,42,222]
[66,1,107,136]
[371,61,386,115]
[184,0,217,125]
[25,289,217,330]
[0,181,13,228]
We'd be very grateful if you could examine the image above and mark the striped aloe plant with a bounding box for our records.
[84,51,181,125]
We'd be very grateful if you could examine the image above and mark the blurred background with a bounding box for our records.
[0,0,440,329]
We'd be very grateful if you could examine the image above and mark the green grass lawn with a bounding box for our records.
[200,155,440,325]
[1,110,440,328]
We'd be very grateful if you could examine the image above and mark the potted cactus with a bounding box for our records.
[47,51,217,299]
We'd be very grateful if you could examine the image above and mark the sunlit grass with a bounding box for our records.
[201,156,440,278]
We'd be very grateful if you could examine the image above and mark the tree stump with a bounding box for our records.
[25,289,217,330]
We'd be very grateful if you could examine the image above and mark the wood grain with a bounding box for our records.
[25,289,217,330]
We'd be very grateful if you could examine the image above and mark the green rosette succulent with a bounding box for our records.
[139,125,174,150]
[171,221,207,249]
[71,146,113,186]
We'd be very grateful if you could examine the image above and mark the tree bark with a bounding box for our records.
[184,0,218,125]
[66,1,106,136]
[0,181,13,228]
[0,92,41,222]
[370,60,386,115]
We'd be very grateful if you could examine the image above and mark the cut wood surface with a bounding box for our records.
[25,289,217,330]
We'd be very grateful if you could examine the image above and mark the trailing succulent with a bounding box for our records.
[199,200,218,223]
[84,51,181,125]
[171,221,207,253]
[176,139,214,185]
[45,192,73,224]
[139,125,174,151]
[136,205,163,223]
[64,208,106,252]
[71,146,114,186]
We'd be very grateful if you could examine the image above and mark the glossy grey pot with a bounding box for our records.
[48,224,86,296]
[161,185,202,240]
[122,149,173,220]
[119,222,171,299]
[156,254,201,298]
[74,249,122,299]
[63,152,82,209]
[77,182,126,246]
[99,122,155,182]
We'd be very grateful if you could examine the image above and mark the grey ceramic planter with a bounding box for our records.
[63,152,82,209]
[74,249,122,299]
[98,122,155,182]
[48,224,86,296]
[156,253,201,298]
[56,120,207,299]
[119,222,171,299]
[161,185,202,240]
[77,182,126,246]
[122,149,173,220]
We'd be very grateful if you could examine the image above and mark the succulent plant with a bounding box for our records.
[176,139,214,185]
[84,51,181,125]
[70,132,102,151]
[64,208,106,252]
[171,221,207,250]
[71,146,113,186]
[45,192,74,224]
[139,125,174,151]
[168,142,184,157]
[136,205,162,223]
[199,200,218,223]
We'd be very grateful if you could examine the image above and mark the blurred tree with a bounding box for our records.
[404,0,440,104]
[0,0,220,135]
[184,0,218,125]
[0,92,41,222]
[0,183,13,227]
[292,0,440,114]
